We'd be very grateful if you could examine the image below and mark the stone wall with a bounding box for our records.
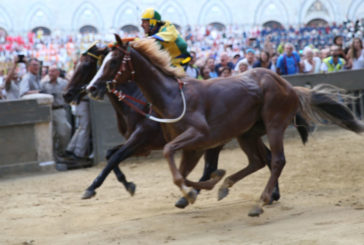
[0,94,54,176]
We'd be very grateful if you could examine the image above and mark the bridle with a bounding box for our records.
[86,51,104,68]
[110,45,136,85]
[105,45,152,117]
[77,52,105,97]
[105,43,187,124]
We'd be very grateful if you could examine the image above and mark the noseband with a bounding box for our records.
[106,43,187,124]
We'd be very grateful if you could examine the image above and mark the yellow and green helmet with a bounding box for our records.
[141,8,162,29]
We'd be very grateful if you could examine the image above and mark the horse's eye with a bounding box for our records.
[111,59,118,66]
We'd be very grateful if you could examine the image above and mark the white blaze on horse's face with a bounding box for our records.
[87,52,113,90]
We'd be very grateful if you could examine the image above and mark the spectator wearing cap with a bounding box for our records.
[242,48,256,69]
[232,53,242,68]
[234,49,256,73]
[276,43,301,75]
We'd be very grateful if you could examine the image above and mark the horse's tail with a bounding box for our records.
[294,112,310,144]
[293,84,364,134]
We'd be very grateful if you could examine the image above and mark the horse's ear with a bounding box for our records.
[114,33,123,47]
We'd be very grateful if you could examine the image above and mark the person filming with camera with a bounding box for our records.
[2,55,26,100]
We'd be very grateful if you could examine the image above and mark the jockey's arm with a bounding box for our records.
[151,29,178,43]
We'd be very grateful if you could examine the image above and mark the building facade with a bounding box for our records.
[0,0,363,36]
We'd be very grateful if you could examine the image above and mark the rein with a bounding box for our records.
[107,44,187,123]
[109,87,153,117]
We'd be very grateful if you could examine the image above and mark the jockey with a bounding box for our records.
[141,8,191,68]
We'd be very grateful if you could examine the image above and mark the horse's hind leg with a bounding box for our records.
[248,88,298,216]
[175,145,224,209]
[113,167,136,196]
[106,144,124,160]
[218,135,268,201]
[263,144,280,202]
[82,130,145,199]
[83,149,136,199]
[247,127,287,217]
[259,128,286,204]
[106,144,136,196]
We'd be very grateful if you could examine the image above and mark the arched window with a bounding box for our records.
[263,21,284,29]
[307,18,328,27]
[79,25,98,34]
[208,22,225,31]
[32,26,51,36]
[120,25,139,34]
[0,27,7,44]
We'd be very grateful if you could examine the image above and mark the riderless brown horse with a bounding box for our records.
[87,34,364,216]
[64,45,226,208]
[64,44,309,208]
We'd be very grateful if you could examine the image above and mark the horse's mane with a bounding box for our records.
[131,38,185,78]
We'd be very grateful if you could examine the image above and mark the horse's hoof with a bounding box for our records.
[210,169,226,180]
[271,191,280,202]
[186,189,198,204]
[175,197,189,209]
[218,187,229,201]
[126,182,136,196]
[82,189,96,199]
[248,205,264,217]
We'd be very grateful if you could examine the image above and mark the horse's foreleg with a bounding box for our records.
[82,132,144,199]
[176,150,205,204]
[175,145,224,209]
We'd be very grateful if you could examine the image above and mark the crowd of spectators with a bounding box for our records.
[183,19,364,79]
[0,19,363,100]
[0,19,363,81]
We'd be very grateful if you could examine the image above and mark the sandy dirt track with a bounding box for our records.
[0,128,364,245]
